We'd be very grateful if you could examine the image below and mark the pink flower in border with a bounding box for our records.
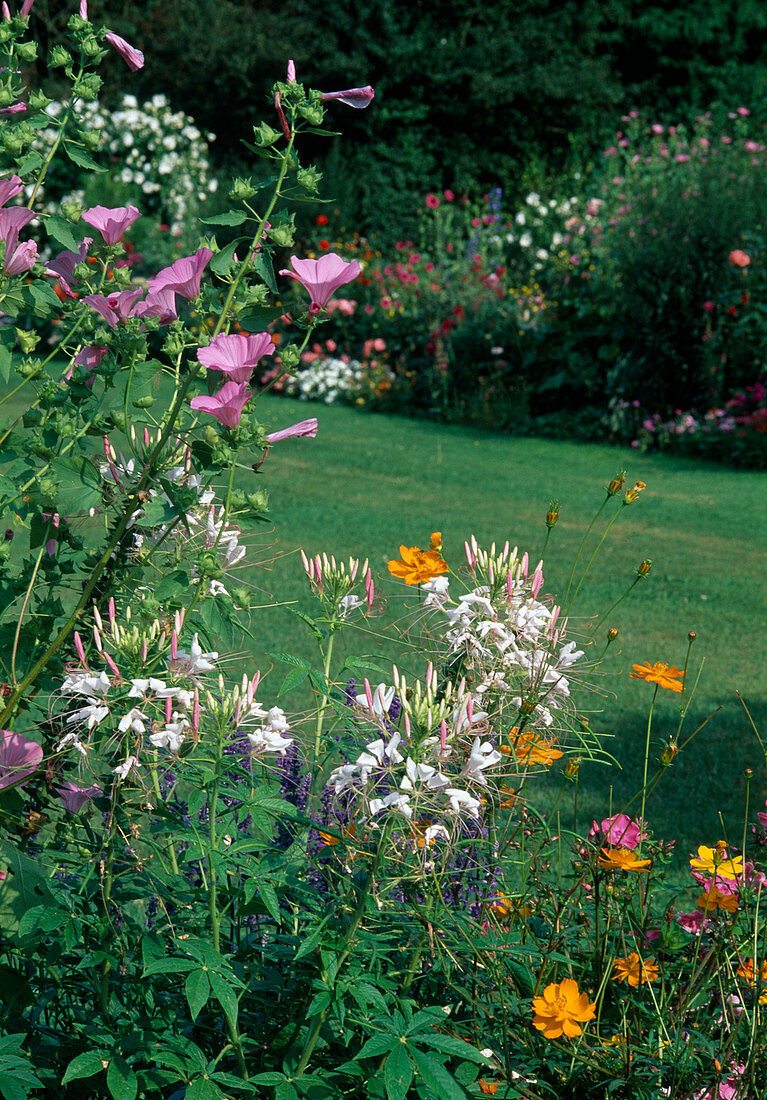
[0,730,43,791]
[286,59,296,83]
[676,909,711,935]
[728,249,750,268]
[0,102,27,115]
[266,418,318,443]
[133,285,178,325]
[197,331,274,383]
[0,174,23,207]
[279,252,361,314]
[589,813,647,851]
[104,31,144,72]
[82,204,141,245]
[0,206,35,258]
[83,288,144,327]
[425,193,440,209]
[45,236,92,296]
[4,238,37,275]
[190,380,252,428]
[320,85,375,109]
[64,344,107,383]
[147,247,213,300]
[56,781,102,813]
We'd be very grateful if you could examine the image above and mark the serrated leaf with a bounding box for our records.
[279,664,310,696]
[272,652,311,668]
[61,1050,109,1085]
[200,210,248,227]
[384,1044,413,1100]
[45,214,81,252]
[210,239,243,276]
[185,969,211,1020]
[209,970,239,1024]
[251,1073,287,1085]
[28,281,62,318]
[106,1056,138,1100]
[64,141,106,172]
[356,1033,396,1060]
[409,1048,469,1100]
[0,1073,29,1100]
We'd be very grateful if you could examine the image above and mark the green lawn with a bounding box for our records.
[244,394,767,866]
[3,374,766,870]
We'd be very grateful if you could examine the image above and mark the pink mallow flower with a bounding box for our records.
[56,781,102,813]
[0,206,35,258]
[190,381,252,428]
[279,253,361,314]
[728,249,750,268]
[197,331,274,383]
[0,174,23,207]
[320,85,375,109]
[83,288,144,327]
[0,730,43,791]
[4,238,37,275]
[82,204,141,245]
[266,418,318,443]
[104,31,144,72]
[147,247,213,300]
[589,813,647,850]
[64,345,107,383]
[45,237,92,297]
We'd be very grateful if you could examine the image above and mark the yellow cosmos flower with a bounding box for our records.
[612,952,659,987]
[531,978,596,1039]
[387,544,448,585]
[598,847,652,873]
[630,661,685,692]
[689,845,743,880]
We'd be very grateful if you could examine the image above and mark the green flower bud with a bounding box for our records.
[50,45,70,67]
[62,200,84,222]
[298,102,323,126]
[297,165,322,193]
[80,35,102,58]
[133,395,154,409]
[204,425,219,447]
[82,129,101,152]
[73,73,101,100]
[15,329,39,354]
[253,122,280,147]
[229,177,257,201]
[197,551,223,579]
[0,87,17,109]
[268,222,294,247]
[232,587,252,609]
[28,90,51,111]
[3,133,23,156]
[246,489,269,513]
[238,283,269,309]
[228,490,247,510]
[38,475,58,498]
[162,330,186,358]
[16,41,37,63]
[278,343,300,370]
[111,411,127,433]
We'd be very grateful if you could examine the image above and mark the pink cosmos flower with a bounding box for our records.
[104,31,144,72]
[197,331,274,383]
[57,781,102,813]
[320,85,375,109]
[590,813,647,850]
[266,418,318,443]
[82,204,141,245]
[83,288,144,327]
[0,174,23,207]
[64,345,107,383]
[728,249,750,268]
[190,381,252,427]
[279,253,361,313]
[4,238,37,275]
[147,247,213,299]
[45,236,92,296]
[0,730,43,791]
[0,206,35,258]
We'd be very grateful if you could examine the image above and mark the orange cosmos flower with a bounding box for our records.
[630,661,685,692]
[387,543,448,585]
[429,531,442,551]
[478,1082,499,1096]
[612,952,659,987]
[531,978,596,1039]
[317,822,357,847]
[508,731,564,766]
[737,957,767,984]
[598,848,652,873]
[696,884,738,913]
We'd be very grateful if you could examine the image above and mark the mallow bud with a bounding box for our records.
[297,166,322,193]
[278,344,301,370]
[15,329,39,354]
[16,40,37,62]
[229,177,257,201]
[246,489,269,514]
[50,45,70,67]
[253,122,280,146]
[268,222,294,247]
[298,102,323,125]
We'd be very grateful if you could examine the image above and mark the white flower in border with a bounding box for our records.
[355,684,396,720]
[462,737,503,784]
[172,633,218,676]
[150,716,189,753]
[118,708,149,734]
[368,791,413,819]
[400,757,449,792]
[61,670,111,696]
[66,699,109,730]
[246,727,293,755]
[55,731,88,756]
[113,755,140,780]
[444,788,482,817]
[337,594,364,619]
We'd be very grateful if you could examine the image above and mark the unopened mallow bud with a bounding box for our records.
[278,344,300,370]
[229,177,257,201]
[253,122,280,147]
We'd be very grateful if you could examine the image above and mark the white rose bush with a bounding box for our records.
[0,6,765,1100]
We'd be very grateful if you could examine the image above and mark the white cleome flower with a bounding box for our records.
[66,699,109,730]
[150,716,189,753]
[172,633,218,676]
[61,670,111,697]
[118,708,149,735]
[113,755,140,780]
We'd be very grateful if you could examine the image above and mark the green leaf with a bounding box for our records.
[384,1045,413,1100]
[276,1085,299,1100]
[420,1034,490,1064]
[236,306,281,331]
[409,1048,470,1100]
[210,239,242,276]
[251,1073,287,1085]
[45,214,81,252]
[279,664,310,696]
[185,969,211,1020]
[62,1050,108,1085]
[0,840,55,938]
[356,1033,396,1060]
[186,1078,224,1100]
[27,281,62,318]
[106,1056,138,1100]
[142,957,196,978]
[0,1073,29,1100]
[200,210,248,227]
[63,141,106,172]
[0,345,12,386]
[209,970,239,1025]
[253,250,277,293]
